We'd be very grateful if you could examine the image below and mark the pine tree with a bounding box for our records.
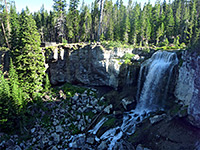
[165,2,175,41]
[151,0,161,44]
[156,22,165,45]
[53,0,66,43]
[69,0,80,42]
[9,59,25,110]
[174,0,181,37]
[12,8,45,98]
[10,2,20,51]
[113,2,120,41]
[132,2,141,46]
[0,69,11,125]
[91,0,99,41]
[79,1,87,42]
[188,0,197,45]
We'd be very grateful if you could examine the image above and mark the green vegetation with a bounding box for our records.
[101,41,134,50]
[0,47,9,51]
[54,83,86,99]
[103,117,116,127]
[122,53,135,64]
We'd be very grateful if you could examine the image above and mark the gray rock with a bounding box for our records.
[149,114,166,124]
[56,125,63,133]
[6,139,14,147]
[69,134,86,148]
[104,104,113,114]
[97,141,107,150]
[136,144,143,150]
[86,137,95,144]
[53,119,59,126]
[77,115,81,120]
[19,143,25,149]
[51,146,58,150]
[51,133,60,143]
[13,145,22,150]
[72,93,79,101]
[121,98,132,110]
[32,138,36,143]
[31,128,36,133]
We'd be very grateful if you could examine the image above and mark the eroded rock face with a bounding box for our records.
[46,45,133,89]
[175,50,200,127]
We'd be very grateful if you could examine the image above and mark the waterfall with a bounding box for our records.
[136,50,178,110]
[84,51,178,149]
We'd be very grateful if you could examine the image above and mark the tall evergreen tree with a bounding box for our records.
[91,0,99,41]
[69,0,80,42]
[174,0,181,37]
[53,0,66,43]
[165,2,175,41]
[10,2,20,51]
[11,8,45,97]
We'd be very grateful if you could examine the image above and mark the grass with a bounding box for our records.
[53,83,87,99]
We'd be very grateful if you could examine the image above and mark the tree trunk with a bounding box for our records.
[4,0,10,37]
[97,0,103,41]
[1,21,10,48]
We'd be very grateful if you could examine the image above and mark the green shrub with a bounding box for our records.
[0,47,9,51]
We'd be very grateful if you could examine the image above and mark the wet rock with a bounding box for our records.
[97,141,107,150]
[149,114,166,124]
[121,98,132,110]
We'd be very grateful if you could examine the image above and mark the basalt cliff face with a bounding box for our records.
[45,44,144,89]
[175,50,200,128]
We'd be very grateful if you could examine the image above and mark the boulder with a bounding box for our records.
[149,114,166,124]
[104,104,113,114]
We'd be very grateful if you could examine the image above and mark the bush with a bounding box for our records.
[0,47,9,51]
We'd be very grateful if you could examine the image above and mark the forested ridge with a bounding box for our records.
[0,0,200,47]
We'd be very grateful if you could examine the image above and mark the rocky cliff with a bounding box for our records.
[175,50,200,127]
[45,44,140,89]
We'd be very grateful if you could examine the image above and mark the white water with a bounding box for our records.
[137,51,178,110]
[88,117,108,135]
[89,51,178,149]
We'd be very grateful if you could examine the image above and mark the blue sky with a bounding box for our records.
[14,0,168,13]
